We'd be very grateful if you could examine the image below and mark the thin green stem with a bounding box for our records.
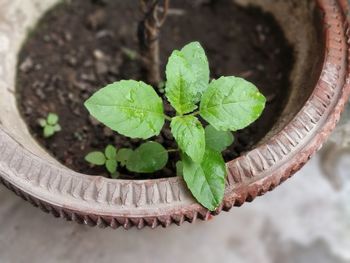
[164,115,172,121]
[190,111,200,117]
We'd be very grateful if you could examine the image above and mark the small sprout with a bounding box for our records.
[38,113,61,138]
[85,145,119,176]
[73,131,84,141]
[121,47,139,61]
[85,42,266,210]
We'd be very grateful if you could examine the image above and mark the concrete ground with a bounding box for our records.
[0,154,349,263]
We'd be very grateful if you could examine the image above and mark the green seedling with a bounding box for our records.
[85,145,119,178]
[38,113,61,138]
[84,42,266,211]
[85,143,168,178]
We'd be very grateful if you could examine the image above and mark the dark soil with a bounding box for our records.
[16,0,294,179]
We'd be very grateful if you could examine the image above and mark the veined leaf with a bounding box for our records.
[176,161,183,177]
[126,142,168,173]
[171,115,205,163]
[205,125,234,152]
[84,80,165,139]
[200,76,266,131]
[165,42,209,114]
[182,148,226,211]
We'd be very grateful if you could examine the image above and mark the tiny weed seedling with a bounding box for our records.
[85,145,119,178]
[38,113,61,138]
[84,42,266,211]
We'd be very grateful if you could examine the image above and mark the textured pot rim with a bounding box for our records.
[0,0,350,229]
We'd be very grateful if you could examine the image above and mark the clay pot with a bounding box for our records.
[0,0,349,229]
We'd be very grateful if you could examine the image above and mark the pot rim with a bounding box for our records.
[0,0,350,229]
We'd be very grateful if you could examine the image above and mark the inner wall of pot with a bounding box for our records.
[0,0,323,168]
[234,0,324,142]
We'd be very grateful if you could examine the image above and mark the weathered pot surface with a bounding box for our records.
[0,0,349,229]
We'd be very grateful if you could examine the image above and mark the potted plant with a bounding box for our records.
[0,0,349,228]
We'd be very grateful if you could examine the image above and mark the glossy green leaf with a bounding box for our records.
[182,148,226,211]
[165,42,209,114]
[126,142,168,173]
[171,115,205,163]
[47,113,59,125]
[106,159,118,174]
[85,152,106,166]
[200,76,266,131]
[205,125,234,152]
[116,148,133,167]
[84,80,165,139]
[105,145,117,160]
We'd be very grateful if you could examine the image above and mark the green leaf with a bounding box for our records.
[126,142,168,173]
[38,118,47,127]
[85,152,106,166]
[110,171,120,179]
[106,159,118,174]
[47,113,59,125]
[165,42,209,114]
[205,125,234,152]
[84,80,165,139]
[53,124,61,132]
[43,126,55,138]
[182,148,226,211]
[200,76,266,131]
[116,148,133,167]
[180,42,210,98]
[176,161,183,177]
[171,115,205,163]
[105,145,117,160]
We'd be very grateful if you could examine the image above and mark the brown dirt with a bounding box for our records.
[16,0,294,179]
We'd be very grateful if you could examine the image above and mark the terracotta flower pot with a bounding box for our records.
[0,0,349,229]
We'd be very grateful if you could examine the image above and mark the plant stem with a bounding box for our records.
[167,149,178,153]
[190,111,200,116]
[138,0,169,86]
[164,114,172,121]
